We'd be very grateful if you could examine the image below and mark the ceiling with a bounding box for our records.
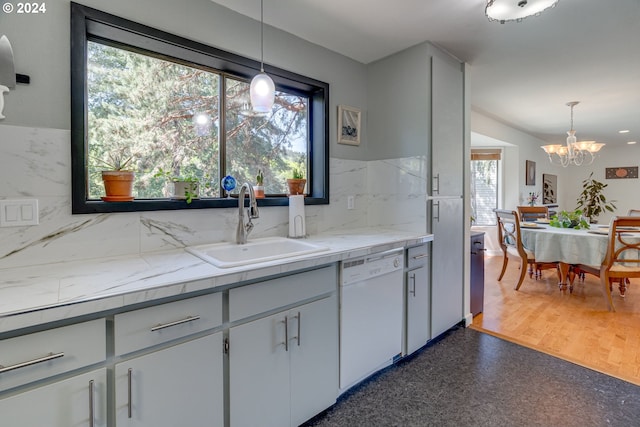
[211,0,640,147]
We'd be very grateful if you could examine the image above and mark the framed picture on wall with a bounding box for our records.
[543,173,557,204]
[526,160,536,186]
[337,105,361,146]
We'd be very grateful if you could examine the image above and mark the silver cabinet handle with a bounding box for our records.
[294,312,301,346]
[282,316,289,351]
[412,253,429,260]
[432,173,440,194]
[150,315,200,332]
[89,380,95,427]
[0,351,64,374]
[433,201,440,222]
[409,273,416,297]
[127,368,133,419]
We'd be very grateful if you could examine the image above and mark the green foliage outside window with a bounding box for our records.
[87,42,308,200]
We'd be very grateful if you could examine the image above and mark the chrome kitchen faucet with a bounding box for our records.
[236,182,259,244]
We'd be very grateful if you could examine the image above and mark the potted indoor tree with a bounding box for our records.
[576,172,616,223]
[286,168,306,196]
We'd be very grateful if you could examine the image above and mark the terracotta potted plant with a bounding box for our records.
[286,168,306,196]
[99,153,135,202]
[253,169,265,198]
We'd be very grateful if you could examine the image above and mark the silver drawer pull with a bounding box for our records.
[150,315,201,332]
[412,253,429,260]
[0,351,64,374]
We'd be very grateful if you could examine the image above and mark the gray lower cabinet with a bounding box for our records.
[0,368,107,426]
[430,197,464,338]
[228,266,338,427]
[115,333,224,427]
[405,244,431,355]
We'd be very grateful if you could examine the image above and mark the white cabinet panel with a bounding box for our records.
[229,295,338,427]
[115,333,223,427]
[0,368,107,427]
[0,319,105,392]
[114,293,222,356]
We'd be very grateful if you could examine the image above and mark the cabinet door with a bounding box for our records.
[406,264,430,355]
[0,368,107,427]
[115,333,223,427]
[431,54,464,196]
[290,295,338,427]
[431,197,464,338]
[229,312,290,427]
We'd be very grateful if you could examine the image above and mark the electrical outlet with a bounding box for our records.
[0,199,39,227]
[347,195,355,210]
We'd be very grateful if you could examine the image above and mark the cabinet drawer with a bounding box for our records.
[407,244,429,269]
[114,292,222,356]
[0,319,105,392]
[229,265,337,322]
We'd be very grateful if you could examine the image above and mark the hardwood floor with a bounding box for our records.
[471,255,640,386]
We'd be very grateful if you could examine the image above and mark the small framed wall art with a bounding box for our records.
[525,160,536,185]
[605,166,638,179]
[542,173,557,204]
[337,105,361,146]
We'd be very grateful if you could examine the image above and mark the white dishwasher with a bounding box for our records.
[339,248,404,392]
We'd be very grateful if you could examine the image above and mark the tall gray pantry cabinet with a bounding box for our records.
[429,52,465,338]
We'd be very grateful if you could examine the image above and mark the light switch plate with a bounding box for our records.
[0,199,39,227]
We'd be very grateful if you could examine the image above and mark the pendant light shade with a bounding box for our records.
[250,72,275,114]
[250,0,275,115]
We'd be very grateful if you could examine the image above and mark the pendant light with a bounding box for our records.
[250,0,275,115]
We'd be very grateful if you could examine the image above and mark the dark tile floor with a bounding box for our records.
[304,326,640,427]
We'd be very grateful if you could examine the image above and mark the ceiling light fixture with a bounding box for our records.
[541,101,605,167]
[249,0,275,115]
[486,0,559,24]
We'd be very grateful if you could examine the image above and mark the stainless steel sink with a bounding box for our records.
[186,237,329,268]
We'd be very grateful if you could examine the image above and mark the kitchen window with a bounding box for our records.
[71,3,329,214]
[470,149,501,226]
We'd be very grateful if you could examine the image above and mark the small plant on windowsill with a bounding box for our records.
[154,168,209,204]
[286,168,306,196]
[94,151,136,201]
[254,169,265,198]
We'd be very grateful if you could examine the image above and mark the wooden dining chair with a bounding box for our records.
[573,216,640,311]
[495,209,559,290]
[517,205,549,222]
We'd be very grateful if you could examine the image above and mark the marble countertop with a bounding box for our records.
[0,228,432,334]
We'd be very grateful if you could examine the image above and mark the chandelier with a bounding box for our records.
[541,102,605,167]
[486,0,559,24]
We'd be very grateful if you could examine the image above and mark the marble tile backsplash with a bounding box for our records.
[0,124,427,269]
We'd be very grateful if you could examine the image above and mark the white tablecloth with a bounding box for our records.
[520,225,609,266]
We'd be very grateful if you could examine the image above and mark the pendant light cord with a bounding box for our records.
[260,0,264,72]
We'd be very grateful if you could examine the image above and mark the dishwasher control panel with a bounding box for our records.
[340,250,404,286]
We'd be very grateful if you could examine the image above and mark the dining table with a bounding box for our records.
[519,221,611,291]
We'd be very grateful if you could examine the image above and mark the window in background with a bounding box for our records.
[71,3,328,214]
[471,149,501,226]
